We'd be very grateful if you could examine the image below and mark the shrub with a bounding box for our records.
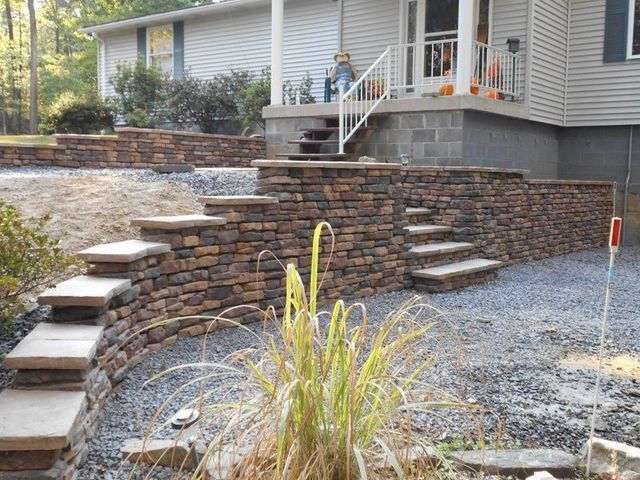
[0,203,83,333]
[43,92,114,134]
[297,72,316,105]
[136,223,464,479]
[238,66,271,131]
[238,67,316,132]
[109,59,166,128]
[166,70,252,134]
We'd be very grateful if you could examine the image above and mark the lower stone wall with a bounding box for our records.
[0,128,266,169]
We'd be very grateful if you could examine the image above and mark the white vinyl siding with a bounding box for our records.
[491,0,529,101]
[341,0,401,74]
[184,0,337,100]
[567,0,640,126]
[101,29,139,98]
[529,0,569,125]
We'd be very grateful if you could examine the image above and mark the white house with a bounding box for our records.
[80,0,339,100]
[82,0,639,239]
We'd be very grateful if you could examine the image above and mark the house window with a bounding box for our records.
[148,25,173,75]
[630,0,640,57]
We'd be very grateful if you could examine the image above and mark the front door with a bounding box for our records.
[402,0,491,89]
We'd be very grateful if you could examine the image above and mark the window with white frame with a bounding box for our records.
[630,0,640,57]
[148,25,174,75]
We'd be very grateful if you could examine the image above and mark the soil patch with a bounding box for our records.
[0,173,202,254]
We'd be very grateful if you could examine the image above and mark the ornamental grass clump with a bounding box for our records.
[135,223,459,480]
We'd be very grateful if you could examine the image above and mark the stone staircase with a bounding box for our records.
[276,115,377,161]
[405,208,503,292]
[0,240,175,478]
[0,322,107,478]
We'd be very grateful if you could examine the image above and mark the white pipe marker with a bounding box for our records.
[586,216,622,477]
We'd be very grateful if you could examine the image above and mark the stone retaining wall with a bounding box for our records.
[401,167,612,263]
[73,162,611,386]
[0,128,265,169]
[0,161,612,478]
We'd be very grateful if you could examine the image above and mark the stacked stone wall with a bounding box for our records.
[0,161,612,478]
[0,128,266,169]
[76,162,612,385]
[401,167,611,262]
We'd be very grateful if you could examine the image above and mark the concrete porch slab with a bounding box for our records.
[263,94,529,120]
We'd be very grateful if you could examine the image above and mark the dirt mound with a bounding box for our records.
[0,173,203,254]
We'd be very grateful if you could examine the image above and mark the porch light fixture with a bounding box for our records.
[507,38,521,54]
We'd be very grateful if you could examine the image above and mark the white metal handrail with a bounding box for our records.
[338,48,391,153]
[472,41,521,98]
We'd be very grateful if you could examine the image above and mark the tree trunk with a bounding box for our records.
[4,0,14,40]
[4,0,18,133]
[27,0,37,134]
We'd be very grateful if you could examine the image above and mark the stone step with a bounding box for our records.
[299,126,374,133]
[405,207,432,217]
[0,389,86,451]
[199,195,279,206]
[404,224,453,236]
[274,153,350,161]
[132,214,227,230]
[288,139,339,145]
[78,239,171,263]
[410,242,474,257]
[5,323,103,371]
[412,258,503,281]
[38,275,131,308]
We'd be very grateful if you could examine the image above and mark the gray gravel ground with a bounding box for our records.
[77,246,640,479]
[0,167,258,197]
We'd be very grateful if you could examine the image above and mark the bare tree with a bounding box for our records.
[27,0,37,133]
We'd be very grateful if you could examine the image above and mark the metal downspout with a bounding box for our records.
[623,126,634,244]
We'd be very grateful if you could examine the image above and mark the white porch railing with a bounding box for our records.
[338,40,522,154]
[472,41,522,98]
[388,39,459,90]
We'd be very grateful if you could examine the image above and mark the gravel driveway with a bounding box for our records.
[76,246,640,479]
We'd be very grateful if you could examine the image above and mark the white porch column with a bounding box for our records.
[456,0,475,95]
[270,0,284,105]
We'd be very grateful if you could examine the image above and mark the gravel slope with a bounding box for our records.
[0,167,258,197]
[77,247,640,479]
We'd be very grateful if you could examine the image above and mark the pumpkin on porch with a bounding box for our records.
[439,84,455,96]
[485,89,503,100]
[470,77,480,95]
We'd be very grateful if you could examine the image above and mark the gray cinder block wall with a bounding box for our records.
[559,126,639,244]
[359,110,559,178]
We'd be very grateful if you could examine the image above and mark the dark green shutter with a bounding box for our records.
[173,21,185,78]
[137,27,147,64]
[603,0,630,62]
